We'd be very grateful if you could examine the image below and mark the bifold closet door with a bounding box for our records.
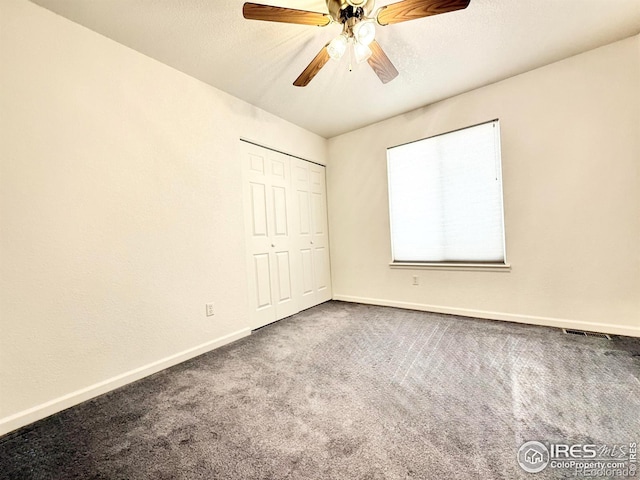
[292,158,332,309]
[242,142,299,329]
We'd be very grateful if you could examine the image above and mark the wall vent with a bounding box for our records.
[563,328,612,340]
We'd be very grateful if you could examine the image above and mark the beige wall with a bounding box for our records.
[0,0,326,434]
[327,35,640,337]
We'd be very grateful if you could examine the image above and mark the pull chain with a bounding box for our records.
[348,39,353,72]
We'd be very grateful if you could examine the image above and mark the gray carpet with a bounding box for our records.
[1,301,639,479]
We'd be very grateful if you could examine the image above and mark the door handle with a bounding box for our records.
[271,244,275,248]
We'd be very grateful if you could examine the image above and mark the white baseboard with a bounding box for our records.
[0,328,251,437]
[333,295,640,338]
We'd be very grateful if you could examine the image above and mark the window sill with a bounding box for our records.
[389,262,511,272]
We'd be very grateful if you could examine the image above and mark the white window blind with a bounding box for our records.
[387,120,505,264]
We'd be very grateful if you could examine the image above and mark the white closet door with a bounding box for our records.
[308,162,332,304]
[242,142,298,329]
[292,158,332,309]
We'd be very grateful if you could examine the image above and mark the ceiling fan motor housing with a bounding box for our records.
[326,0,375,23]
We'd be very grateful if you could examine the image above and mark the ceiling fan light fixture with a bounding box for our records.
[353,19,375,46]
[328,34,349,60]
[242,0,471,86]
[353,40,372,64]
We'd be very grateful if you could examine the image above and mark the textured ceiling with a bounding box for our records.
[30,0,640,138]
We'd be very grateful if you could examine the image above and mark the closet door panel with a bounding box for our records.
[243,145,277,328]
[243,142,330,328]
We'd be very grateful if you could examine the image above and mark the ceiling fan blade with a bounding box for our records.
[367,40,399,84]
[243,3,331,26]
[377,0,470,26]
[293,45,330,87]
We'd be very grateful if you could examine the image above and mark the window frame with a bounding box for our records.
[386,119,510,271]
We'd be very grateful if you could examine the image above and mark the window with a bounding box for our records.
[387,120,506,266]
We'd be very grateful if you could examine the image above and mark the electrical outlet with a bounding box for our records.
[412,275,419,286]
[206,303,215,316]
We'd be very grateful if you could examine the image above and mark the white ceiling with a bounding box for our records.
[30,0,640,138]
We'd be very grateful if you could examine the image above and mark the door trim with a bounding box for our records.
[239,138,326,168]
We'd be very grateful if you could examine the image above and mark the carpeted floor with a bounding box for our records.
[1,301,639,479]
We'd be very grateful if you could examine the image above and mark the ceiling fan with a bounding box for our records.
[242,0,470,87]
